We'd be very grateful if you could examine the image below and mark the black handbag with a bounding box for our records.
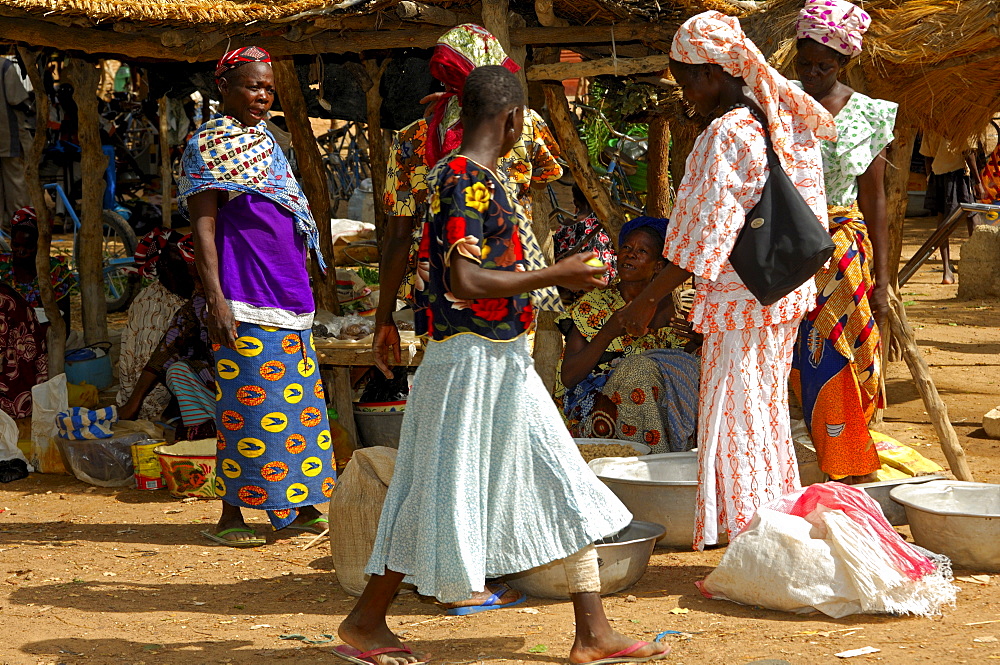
[728,105,835,306]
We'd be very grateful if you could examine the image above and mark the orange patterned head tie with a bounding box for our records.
[215,45,271,81]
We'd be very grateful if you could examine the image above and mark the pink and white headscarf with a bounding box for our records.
[796,0,871,57]
[670,11,836,167]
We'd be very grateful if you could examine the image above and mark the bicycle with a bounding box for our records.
[318,121,371,209]
[574,104,648,217]
[0,184,138,312]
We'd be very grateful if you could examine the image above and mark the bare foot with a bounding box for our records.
[439,583,522,610]
[338,613,424,665]
[942,271,955,285]
[570,634,670,665]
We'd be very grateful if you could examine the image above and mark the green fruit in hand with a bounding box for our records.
[584,257,605,269]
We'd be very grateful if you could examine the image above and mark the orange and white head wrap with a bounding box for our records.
[670,11,837,166]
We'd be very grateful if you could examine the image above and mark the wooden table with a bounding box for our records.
[314,337,424,448]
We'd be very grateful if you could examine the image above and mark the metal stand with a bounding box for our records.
[898,202,1000,287]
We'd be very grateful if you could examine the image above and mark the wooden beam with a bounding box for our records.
[158,95,172,227]
[527,54,672,81]
[883,123,916,362]
[396,1,459,26]
[542,82,625,243]
[888,292,974,481]
[0,12,677,62]
[481,0,512,56]
[65,56,108,346]
[271,56,338,314]
[535,0,569,28]
[362,56,391,244]
[18,46,65,375]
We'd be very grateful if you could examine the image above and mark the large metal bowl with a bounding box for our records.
[504,520,665,600]
[853,475,945,526]
[589,452,698,549]
[890,480,1000,571]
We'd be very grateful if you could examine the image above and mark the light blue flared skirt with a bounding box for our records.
[365,333,632,603]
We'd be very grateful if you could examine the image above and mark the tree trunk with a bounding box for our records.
[542,82,625,244]
[646,114,672,218]
[158,95,172,227]
[362,56,390,245]
[18,47,65,375]
[888,292,974,481]
[65,56,108,346]
[271,56,339,314]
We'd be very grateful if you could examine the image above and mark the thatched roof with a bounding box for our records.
[0,0,382,24]
[750,0,1000,142]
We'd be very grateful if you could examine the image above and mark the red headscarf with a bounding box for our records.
[215,45,271,81]
[128,228,194,278]
[10,206,36,231]
[425,24,521,167]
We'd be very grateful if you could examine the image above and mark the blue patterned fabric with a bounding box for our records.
[177,115,325,270]
[642,349,700,452]
[365,333,632,603]
[213,323,335,530]
[57,407,117,440]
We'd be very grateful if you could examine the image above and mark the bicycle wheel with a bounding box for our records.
[74,209,139,313]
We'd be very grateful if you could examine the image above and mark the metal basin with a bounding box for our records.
[504,520,665,600]
[590,452,698,549]
[890,480,1000,571]
[853,475,944,526]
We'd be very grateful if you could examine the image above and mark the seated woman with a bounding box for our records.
[118,235,215,441]
[0,283,47,419]
[556,216,700,453]
[0,206,75,331]
[116,228,196,420]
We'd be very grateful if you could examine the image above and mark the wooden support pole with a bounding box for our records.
[158,95,172,227]
[362,56,390,244]
[271,56,339,314]
[480,0,512,55]
[888,292,974,481]
[527,54,674,81]
[542,82,625,243]
[65,56,108,346]
[646,115,671,218]
[321,368,359,450]
[883,123,916,363]
[396,1,459,26]
[18,47,65,375]
[535,0,569,27]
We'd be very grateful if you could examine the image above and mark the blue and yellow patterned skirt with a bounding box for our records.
[213,323,335,529]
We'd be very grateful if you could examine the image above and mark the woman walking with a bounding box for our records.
[624,11,836,549]
[791,0,898,484]
[180,46,333,547]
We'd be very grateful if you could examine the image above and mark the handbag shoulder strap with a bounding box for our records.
[727,102,780,169]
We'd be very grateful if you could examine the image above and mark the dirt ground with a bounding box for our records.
[4,215,1000,665]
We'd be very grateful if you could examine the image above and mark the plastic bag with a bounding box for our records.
[699,483,958,618]
[57,406,118,440]
[58,432,150,487]
[30,373,69,473]
[0,410,31,470]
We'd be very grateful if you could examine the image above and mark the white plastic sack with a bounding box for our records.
[699,483,958,618]
[0,410,31,470]
[30,373,69,473]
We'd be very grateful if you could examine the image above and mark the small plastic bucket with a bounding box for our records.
[64,343,113,390]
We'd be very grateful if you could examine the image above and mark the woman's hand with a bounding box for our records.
[622,296,657,337]
[207,297,238,349]
[372,320,402,379]
[550,252,607,293]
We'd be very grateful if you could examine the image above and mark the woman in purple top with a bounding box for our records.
[179,46,334,547]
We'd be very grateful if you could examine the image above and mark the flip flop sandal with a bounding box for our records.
[575,641,672,665]
[445,583,527,616]
[332,644,427,665]
[200,527,266,548]
[285,516,329,534]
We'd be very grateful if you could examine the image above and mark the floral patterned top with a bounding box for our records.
[663,107,827,333]
[386,109,562,301]
[415,156,532,342]
[0,253,75,308]
[792,85,896,207]
[553,213,618,282]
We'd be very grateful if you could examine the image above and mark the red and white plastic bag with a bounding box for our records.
[698,483,957,618]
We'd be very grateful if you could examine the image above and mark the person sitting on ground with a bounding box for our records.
[117,235,215,441]
[556,216,699,453]
[335,65,670,665]
[921,130,985,284]
[0,282,47,419]
[553,183,617,301]
[116,228,197,421]
[180,46,333,547]
[0,206,74,332]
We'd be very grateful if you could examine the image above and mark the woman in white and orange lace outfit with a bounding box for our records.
[624,11,836,550]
